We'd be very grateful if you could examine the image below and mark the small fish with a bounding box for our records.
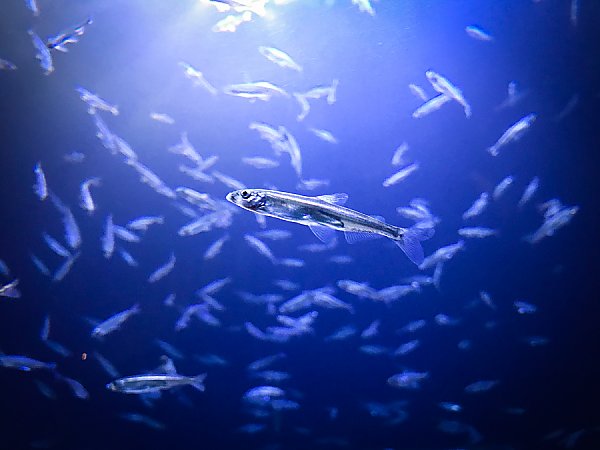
[127,216,164,231]
[259,46,302,72]
[203,234,230,260]
[352,0,375,16]
[223,81,288,102]
[25,0,39,16]
[408,84,428,102]
[458,227,497,239]
[101,215,115,259]
[383,163,419,187]
[391,142,409,166]
[462,193,489,220]
[29,30,54,75]
[79,177,101,214]
[493,176,514,200]
[42,233,71,258]
[0,58,17,71]
[210,0,267,17]
[514,300,537,314]
[309,128,338,144]
[150,112,175,125]
[76,87,119,115]
[212,12,252,33]
[92,303,140,338]
[518,177,540,208]
[388,371,428,389]
[412,94,452,119]
[0,355,55,371]
[58,375,89,399]
[107,373,206,394]
[179,62,218,95]
[33,162,48,200]
[244,235,277,263]
[119,413,165,430]
[242,157,280,169]
[487,113,536,156]
[148,253,176,283]
[229,190,433,265]
[0,279,21,299]
[426,70,471,117]
[465,25,493,41]
[46,17,93,53]
[303,79,338,104]
[465,380,499,393]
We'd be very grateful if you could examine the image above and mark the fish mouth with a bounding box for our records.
[225,192,237,204]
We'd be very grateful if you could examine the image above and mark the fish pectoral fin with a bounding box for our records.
[344,231,382,244]
[308,224,337,245]
[316,193,348,206]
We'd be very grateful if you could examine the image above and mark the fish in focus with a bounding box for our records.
[226,189,433,265]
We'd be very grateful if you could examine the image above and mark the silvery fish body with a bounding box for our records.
[226,189,433,265]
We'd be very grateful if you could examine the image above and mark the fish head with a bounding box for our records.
[226,189,268,213]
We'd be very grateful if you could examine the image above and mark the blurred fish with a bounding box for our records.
[309,128,338,144]
[29,30,53,75]
[464,380,499,393]
[210,0,267,17]
[518,177,540,208]
[0,58,17,71]
[391,142,409,166]
[242,157,279,169]
[0,355,55,371]
[149,112,175,125]
[259,46,302,71]
[458,227,497,239]
[223,81,289,101]
[127,216,164,231]
[388,371,428,389]
[462,193,489,220]
[493,176,514,200]
[465,25,493,41]
[352,0,375,16]
[212,12,252,33]
[0,279,21,299]
[101,215,115,259]
[179,62,217,95]
[426,70,471,117]
[25,0,39,16]
[383,163,419,187]
[227,189,433,265]
[79,177,101,214]
[108,373,206,394]
[408,84,428,102]
[412,94,452,119]
[204,234,230,260]
[33,162,48,200]
[487,113,536,156]
[92,303,140,338]
[76,87,118,115]
[118,413,165,430]
[148,253,176,283]
[46,17,93,53]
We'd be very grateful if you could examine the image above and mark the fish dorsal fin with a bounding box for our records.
[371,215,386,223]
[308,224,337,245]
[317,193,348,206]
[344,231,382,244]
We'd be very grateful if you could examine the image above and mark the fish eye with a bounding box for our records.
[241,190,250,199]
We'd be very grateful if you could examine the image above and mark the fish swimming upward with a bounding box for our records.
[226,189,434,265]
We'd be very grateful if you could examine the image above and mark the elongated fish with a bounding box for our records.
[107,373,206,394]
[226,190,433,265]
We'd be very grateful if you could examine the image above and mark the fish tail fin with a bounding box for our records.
[190,374,207,392]
[395,224,435,266]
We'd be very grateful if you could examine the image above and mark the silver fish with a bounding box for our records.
[46,17,93,53]
[226,189,433,265]
[107,373,206,394]
[487,113,536,156]
[259,46,302,72]
[92,303,140,338]
[33,162,48,200]
[29,30,54,75]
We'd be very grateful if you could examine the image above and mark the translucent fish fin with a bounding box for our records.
[370,215,386,223]
[308,224,337,245]
[316,193,348,206]
[395,225,435,265]
[190,374,207,392]
[344,231,382,244]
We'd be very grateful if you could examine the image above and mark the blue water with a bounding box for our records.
[0,1,599,449]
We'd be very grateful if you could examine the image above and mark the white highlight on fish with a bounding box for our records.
[383,163,419,187]
[487,113,536,156]
[107,373,206,394]
[412,94,452,119]
[223,81,289,102]
[46,17,93,53]
[227,189,434,265]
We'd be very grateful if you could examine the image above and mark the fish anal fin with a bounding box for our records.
[344,231,382,244]
[308,224,337,245]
